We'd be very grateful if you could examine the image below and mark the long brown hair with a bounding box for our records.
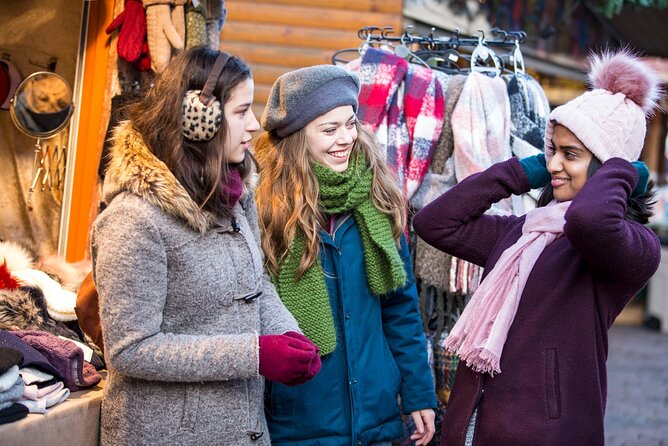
[127,46,254,218]
[255,123,405,278]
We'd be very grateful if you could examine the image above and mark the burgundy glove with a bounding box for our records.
[283,331,322,379]
[259,332,319,386]
[106,0,147,63]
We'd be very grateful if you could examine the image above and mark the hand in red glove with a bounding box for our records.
[259,331,320,386]
[106,0,147,63]
[283,331,322,380]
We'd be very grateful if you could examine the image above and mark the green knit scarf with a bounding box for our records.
[273,155,406,355]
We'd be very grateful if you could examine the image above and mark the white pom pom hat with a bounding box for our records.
[545,49,662,164]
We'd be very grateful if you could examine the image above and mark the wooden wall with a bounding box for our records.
[220,0,403,118]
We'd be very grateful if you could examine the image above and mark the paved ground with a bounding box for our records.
[605,325,668,445]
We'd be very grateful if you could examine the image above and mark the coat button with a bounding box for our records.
[247,431,264,441]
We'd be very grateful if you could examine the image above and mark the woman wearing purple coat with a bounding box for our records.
[413,50,662,446]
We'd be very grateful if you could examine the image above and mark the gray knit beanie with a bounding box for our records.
[261,65,360,137]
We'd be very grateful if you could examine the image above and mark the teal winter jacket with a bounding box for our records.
[266,214,437,446]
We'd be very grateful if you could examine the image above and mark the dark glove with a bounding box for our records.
[283,331,322,379]
[259,332,319,386]
[631,161,650,197]
[519,153,550,189]
[106,0,147,63]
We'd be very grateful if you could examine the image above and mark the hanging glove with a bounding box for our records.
[259,331,320,386]
[134,40,152,72]
[106,0,147,63]
[185,1,207,50]
[171,0,187,51]
[143,0,184,73]
[205,0,227,50]
[519,153,550,190]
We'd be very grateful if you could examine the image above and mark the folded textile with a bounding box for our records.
[20,366,54,386]
[0,330,60,379]
[0,376,24,410]
[0,365,19,392]
[0,347,22,374]
[0,403,28,425]
[22,380,63,400]
[13,331,101,391]
[18,382,69,413]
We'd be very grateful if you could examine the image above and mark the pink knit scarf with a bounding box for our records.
[444,200,571,376]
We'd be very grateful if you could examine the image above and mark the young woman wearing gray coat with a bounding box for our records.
[91,47,321,446]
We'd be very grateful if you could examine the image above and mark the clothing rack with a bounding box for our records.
[333,26,528,75]
[356,25,527,49]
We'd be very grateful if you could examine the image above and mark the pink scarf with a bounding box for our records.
[444,200,571,376]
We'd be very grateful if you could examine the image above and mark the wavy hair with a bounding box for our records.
[127,46,254,218]
[255,123,405,278]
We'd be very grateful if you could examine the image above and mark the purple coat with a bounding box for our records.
[413,157,660,446]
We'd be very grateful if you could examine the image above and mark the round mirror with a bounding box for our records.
[9,71,74,138]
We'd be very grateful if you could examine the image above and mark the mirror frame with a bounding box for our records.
[9,71,75,139]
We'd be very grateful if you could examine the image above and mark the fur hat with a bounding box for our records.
[261,65,360,137]
[545,49,662,164]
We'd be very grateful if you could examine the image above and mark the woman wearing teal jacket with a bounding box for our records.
[255,65,437,446]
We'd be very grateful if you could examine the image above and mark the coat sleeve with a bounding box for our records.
[563,158,661,289]
[92,202,259,382]
[412,157,529,267]
[381,236,438,414]
[241,192,301,336]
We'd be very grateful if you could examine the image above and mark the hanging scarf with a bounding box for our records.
[444,200,571,376]
[274,154,407,356]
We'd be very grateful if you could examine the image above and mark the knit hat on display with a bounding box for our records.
[545,49,662,164]
[261,65,361,137]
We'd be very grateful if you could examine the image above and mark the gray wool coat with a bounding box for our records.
[91,121,300,446]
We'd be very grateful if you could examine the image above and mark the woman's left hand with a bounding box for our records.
[409,408,436,446]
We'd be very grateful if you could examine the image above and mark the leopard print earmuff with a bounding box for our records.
[181,52,231,142]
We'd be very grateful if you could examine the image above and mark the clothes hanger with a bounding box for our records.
[470,30,501,77]
[394,27,430,69]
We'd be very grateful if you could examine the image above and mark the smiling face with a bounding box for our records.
[547,124,595,202]
[304,105,357,173]
[223,78,260,164]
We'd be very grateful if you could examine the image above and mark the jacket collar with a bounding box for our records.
[102,121,257,234]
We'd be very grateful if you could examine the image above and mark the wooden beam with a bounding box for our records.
[249,64,297,85]
[222,22,362,51]
[222,42,337,67]
[226,2,402,32]
[227,0,402,14]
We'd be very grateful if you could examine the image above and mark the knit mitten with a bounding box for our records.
[519,153,550,189]
[205,0,227,50]
[143,0,184,73]
[631,161,650,197]
[171,0,187,52]
[106,0,146,63]
[185,1,207,50]
[258,332,319,386]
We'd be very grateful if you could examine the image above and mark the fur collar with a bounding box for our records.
[103,121,258,234]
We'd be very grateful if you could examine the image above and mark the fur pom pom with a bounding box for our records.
[588,49,662,115]
[0,288,45,331]
[0,241,35,272]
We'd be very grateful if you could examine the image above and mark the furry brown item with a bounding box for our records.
[104,121,258,234]
[0,288,45,331]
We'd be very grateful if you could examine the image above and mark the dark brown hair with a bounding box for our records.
[128,46,253,218]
